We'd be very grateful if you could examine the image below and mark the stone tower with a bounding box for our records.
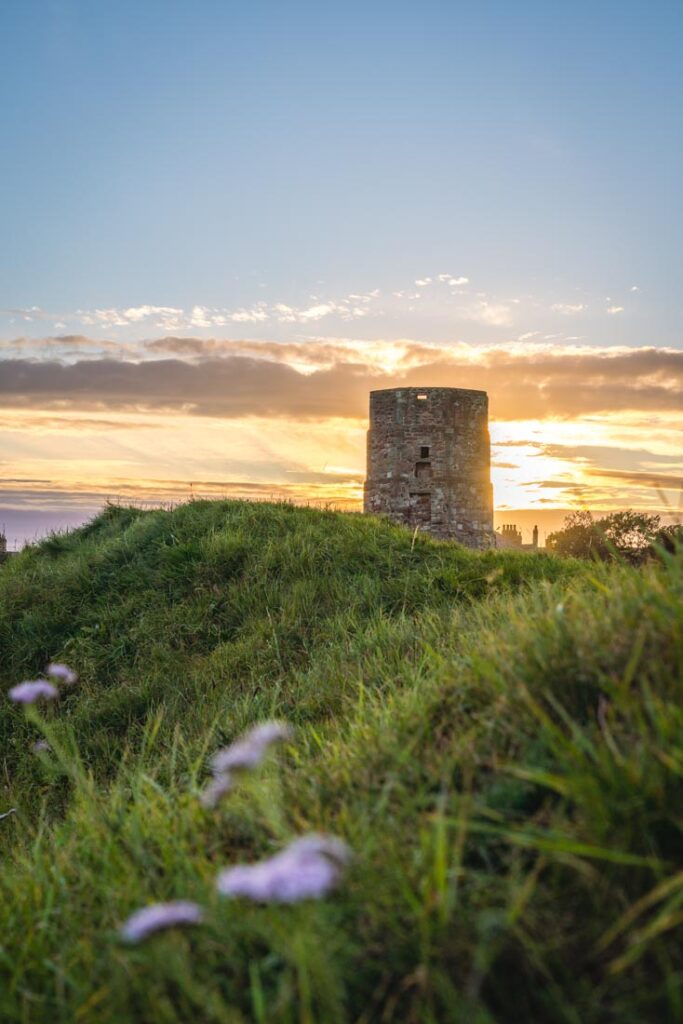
[363,387,494,548]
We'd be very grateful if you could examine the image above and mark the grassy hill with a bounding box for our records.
[0,501,680,1023]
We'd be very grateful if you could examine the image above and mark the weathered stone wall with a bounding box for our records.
[363,387,494,548]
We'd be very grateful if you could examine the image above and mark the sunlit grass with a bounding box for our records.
[0,500,680,1022]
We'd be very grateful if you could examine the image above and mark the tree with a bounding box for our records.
[598,511,661,550]
[546,510,662,561]
[653,523,683,554]
[546,511,599,558]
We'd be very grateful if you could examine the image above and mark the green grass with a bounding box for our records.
[0,500,680,1023]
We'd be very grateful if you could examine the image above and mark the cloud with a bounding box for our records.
[1,334,134,356]
[2,295,376,333]
[0,475,362,512]
[142,335,438,374]
[186,304,272,327]
[437,274,469,286]
[0,413,163,432]
[0,341,681,423]
[284,303,345,322]
[462,301,513,327]
[551,303,586,315]
[523,480,580,490]
[535,443,683,473]
[123,306,184,323]
[6,274,644,345]
[0,306,57,322]
[493,439,543,448]
[586,468,683,490]
[0,269,648,348]
[226,306,270,324]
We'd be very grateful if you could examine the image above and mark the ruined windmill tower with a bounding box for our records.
[363,387,494,549]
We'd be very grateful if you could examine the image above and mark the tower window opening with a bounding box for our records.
[420,445,430,458]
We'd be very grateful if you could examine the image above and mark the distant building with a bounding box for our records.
[497,523,523,548]
[495,522,540,551]
[363,387,494,549]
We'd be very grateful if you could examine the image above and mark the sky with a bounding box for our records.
[1,0,682,547]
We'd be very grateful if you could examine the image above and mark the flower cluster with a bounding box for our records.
[120,901,204,943]
[200,720,292,807]
[5,674,354,943]
[119,720,351,943]
[217,834,351,903]
[9,680,59,704]
[8,662,78,705]
[46,663,78,685]
[5,664,81,826]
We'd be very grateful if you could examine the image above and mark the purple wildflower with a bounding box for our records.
[31,739,51,753]
[216,833,351,903]
[199,773,233,808]
[119,900,204,943]
[46,663,77,685]
[9,680,59,704]
[211,721,293,775]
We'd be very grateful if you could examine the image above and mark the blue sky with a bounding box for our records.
[1,1,682,546]
[2,0,682,344]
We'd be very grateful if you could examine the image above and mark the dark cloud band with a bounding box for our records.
[0,343,681,421]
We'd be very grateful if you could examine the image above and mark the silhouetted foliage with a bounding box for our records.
[655,522,683,553]
[546,510,666,561]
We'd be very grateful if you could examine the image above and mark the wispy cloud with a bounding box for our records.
[551,303,586,315]
[436,274,469,286]
[586,467,683,490]
[2,292,380,333]
[4,271,652,346]
[0,275,479,338]
[0,474,364,512]
[534,443,683,473]
[461,301,513,327]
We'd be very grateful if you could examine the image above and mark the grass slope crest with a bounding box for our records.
[0,500,681,1023]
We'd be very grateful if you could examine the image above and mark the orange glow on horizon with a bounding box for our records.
[1,405,680,538]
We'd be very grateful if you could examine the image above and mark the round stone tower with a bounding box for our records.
[363,386,494,548]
